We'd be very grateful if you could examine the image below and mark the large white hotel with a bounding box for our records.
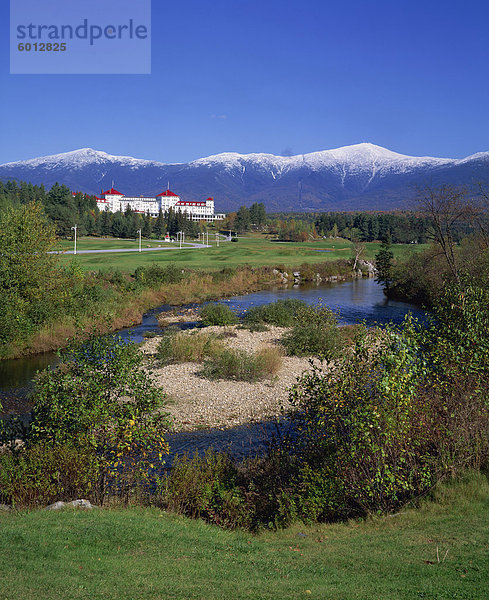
[96,187,225,222]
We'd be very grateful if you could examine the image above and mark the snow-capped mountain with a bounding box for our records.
[1,143,488,212]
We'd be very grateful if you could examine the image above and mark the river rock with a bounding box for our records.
[45,499,94,510]
[70,499,94,509]
[45,501,67,510]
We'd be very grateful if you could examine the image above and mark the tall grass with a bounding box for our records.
[200,347,283,382]
[157,329,225,364]
[1,265,275,359]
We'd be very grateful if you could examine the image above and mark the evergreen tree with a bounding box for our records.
[375,234,394,291]
[111,212,127,238]
[142,213,153,238]
[100,210,112,236]
[235,206,251,232]
[85,212,97,236]
[154,208,165,238]
[249,202,266,226]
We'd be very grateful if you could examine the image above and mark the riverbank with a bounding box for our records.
[143,325,319,431]
[1,277,426,421]
[2,261,355,361]
[0,266,277,360]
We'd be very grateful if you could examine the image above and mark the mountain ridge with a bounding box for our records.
[1,143,488,212]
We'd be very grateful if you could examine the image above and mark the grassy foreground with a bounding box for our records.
[1,473,487,600]
[57,235,426,272]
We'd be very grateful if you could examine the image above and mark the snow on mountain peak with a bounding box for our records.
[1,143,489,212]
[0,143,466,174]
[1,148,166,170]
[2,143,486,191]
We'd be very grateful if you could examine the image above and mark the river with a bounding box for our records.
[0,278,425,459]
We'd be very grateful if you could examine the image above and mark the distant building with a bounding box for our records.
[95,187,225,222]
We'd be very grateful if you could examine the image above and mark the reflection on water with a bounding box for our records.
[221,278,425,327]
[165,419,292,467]
[0,351,58,392]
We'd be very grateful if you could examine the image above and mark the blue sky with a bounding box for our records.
[2,0,489,164]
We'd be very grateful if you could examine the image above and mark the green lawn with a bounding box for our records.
[1,472,487,600]
[57,235,426,272]
[55,238,174,252]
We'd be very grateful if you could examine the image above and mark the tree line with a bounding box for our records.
[3,179,483,244]
[0,180,208,239]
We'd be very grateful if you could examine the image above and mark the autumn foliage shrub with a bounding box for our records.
[0,335,171,506]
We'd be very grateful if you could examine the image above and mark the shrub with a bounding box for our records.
[200,303,238,326]
[134,263,184,286]
[142,330,159,339]
[158,450,249,528]
[157,330,224,364]
[286,322,433,518]
[200,347,282,382]
[0,202,58,347]
[287,309,489,520]
[0,443,99,507]
[281,303,342,359]
[298,263,316,281]
[243,299,307,327]
[26,335,171,503]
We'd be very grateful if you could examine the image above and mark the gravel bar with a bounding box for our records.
[142,326,321,431]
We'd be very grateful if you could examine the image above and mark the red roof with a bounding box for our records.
[156,190,179,197]
[102,188,123,195]
[206,197,213,201]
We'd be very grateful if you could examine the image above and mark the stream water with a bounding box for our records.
[0,278,425,460]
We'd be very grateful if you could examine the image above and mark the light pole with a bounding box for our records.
[71,225,77,255]
[177,231,185,248]
[206,231,209,247]
[216,232,220,247]
[137,229,142,252]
